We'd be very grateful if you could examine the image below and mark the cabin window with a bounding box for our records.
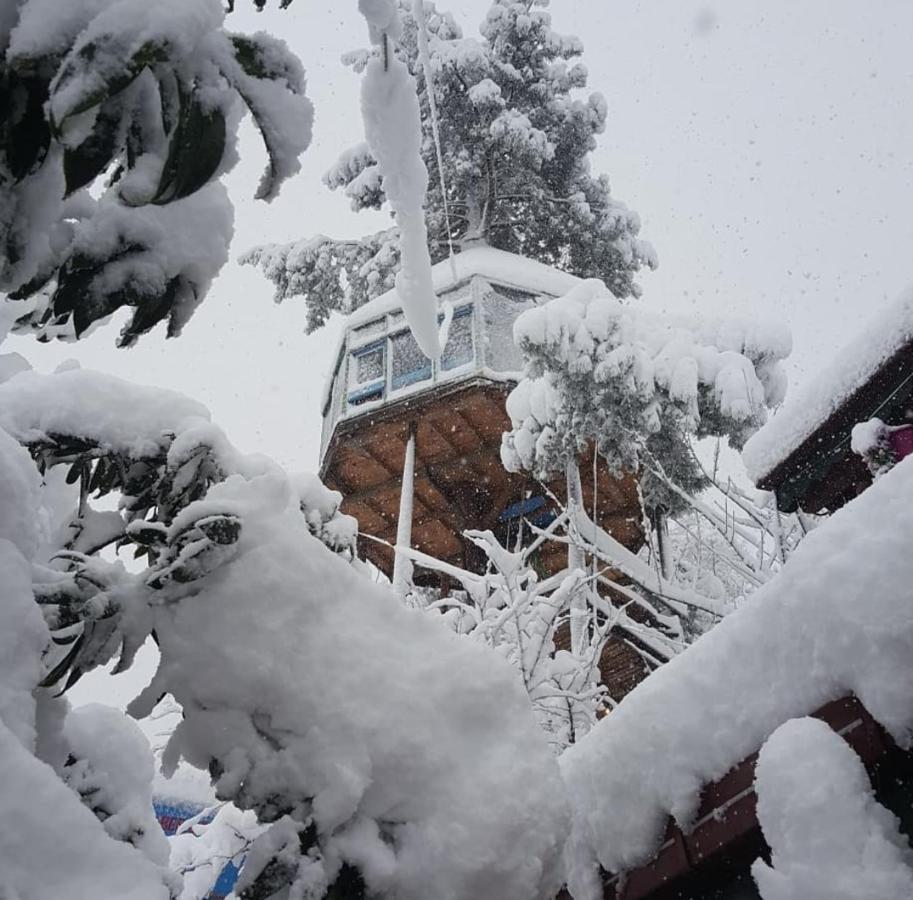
[483,286,536,372]
[348,340,385,406]
[441,306,474,371]
[351,317,385,344]
[390,329,432,390]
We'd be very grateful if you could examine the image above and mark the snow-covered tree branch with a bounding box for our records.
[0,0,313,346]
[0,359,569,899]
[243,0,656,330]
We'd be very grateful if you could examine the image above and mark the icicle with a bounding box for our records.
[412,0,457,284]
[358,1,441,361]
[392,429,416,599]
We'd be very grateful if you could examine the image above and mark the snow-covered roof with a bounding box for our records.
[560,453,913,896]
[346,246,581,329]
[743,285,913,483]
[321,247,581,413]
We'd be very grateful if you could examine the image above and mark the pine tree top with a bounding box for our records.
[243,0,656,331]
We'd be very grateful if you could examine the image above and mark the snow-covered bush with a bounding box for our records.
[0,0,312,346]
[0,367,356,693]
[851,416,913,479]
[0,359,570,900]
[397,508,691,750]
[243,0,655,328]
[501,278,790,516]
[0,374,176,898]
[659,469,816,613]
[406,527,608,751]
[752,717,913,900]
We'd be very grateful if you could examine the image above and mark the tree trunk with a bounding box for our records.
[565,459,588,658]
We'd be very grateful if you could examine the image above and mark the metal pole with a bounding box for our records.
[566,458,588,657]
[392,426,417,599]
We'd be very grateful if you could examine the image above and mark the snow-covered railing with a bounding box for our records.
[560,454,913,899]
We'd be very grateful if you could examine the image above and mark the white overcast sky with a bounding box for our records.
[13,0,913,476]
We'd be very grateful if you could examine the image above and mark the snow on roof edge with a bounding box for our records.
[742,284,913,483]
[320,247,581,409]
[347,245,582,329]
[560,454,913,891]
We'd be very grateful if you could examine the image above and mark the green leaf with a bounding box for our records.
[229,35,296,82]
[39,634,84,688]
[128,522,167,546]
[51,632,81,646]
[7,264,57,302]
[88,457,111,496]
[224,33,309,201]
[63,99,122,196]
[60,664,86,694]
[150,85,226,205]
[0,71,51,182]
[197,514,242,545]
[118,275,182,347]
[50,39,168,135]
[158,71,181,135]
[47,242,142,338]
[65,461,86,485]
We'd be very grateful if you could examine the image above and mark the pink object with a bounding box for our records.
[888,425,913,461]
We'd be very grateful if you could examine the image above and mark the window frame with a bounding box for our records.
[339,301,478,414]
[389,327,434,392]
[347,338,386,407]
[439,304,475,373]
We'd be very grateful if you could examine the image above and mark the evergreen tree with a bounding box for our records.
[501,279,791,518]
[243,0,656,330]
[0,0,311,346]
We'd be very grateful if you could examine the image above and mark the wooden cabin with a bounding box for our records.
[319,247,657,699]
[588,695,912,900]
[319,247,644,575]
[743,295,913,514]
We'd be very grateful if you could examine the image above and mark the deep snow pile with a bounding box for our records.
[129,463,569,900]
[0,357,569,899]
[0,721,172,900]
[0,395,172,898]
[62,703,172,866]
[752,717,913,900]
[560,454,913,898]
[0,367,210,458]
[743,284,913,482]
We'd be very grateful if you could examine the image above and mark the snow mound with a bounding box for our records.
[752,717,913,900]
[560,455,913,897]
[0,368,209,457]
[743,284,913,482]
[0,718,171,900]
[64,704,171,867]
[130,467,569,900]
[346,245,581,329]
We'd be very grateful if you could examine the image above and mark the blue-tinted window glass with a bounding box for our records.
[441,306,474,371]
[390,329,432,390]
[348,340,385,406]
